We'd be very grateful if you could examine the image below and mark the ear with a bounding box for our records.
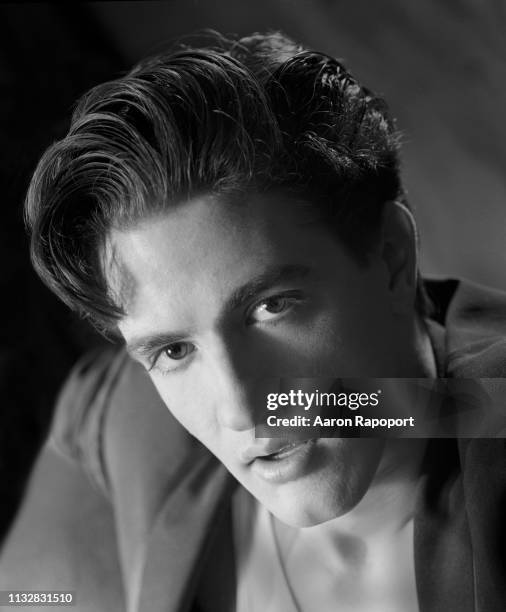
[379,200,419,313]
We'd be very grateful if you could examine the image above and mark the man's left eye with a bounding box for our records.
[248,295,298,323]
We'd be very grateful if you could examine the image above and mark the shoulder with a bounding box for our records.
[48,348,126,492]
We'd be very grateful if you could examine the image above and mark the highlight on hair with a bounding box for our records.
[25,31,424,330]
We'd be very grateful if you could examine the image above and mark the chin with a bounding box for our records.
[258,464,378,528]
[271,493,361,528]
[231,438,384,527]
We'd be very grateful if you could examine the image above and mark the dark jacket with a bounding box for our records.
[0,278,505,612]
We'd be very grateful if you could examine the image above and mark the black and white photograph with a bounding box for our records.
[0,2,505,611]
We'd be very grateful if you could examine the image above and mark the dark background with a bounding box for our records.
[1,1,505,544]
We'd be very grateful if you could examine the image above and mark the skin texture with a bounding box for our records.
[110,192,435,527]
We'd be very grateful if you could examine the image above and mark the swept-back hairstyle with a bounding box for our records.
[25,31,426,330]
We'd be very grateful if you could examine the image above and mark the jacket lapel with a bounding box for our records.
[457,439,506,612]
[414,440,475,612]
[193,497,237,612]
[137,450,235,612]
[418,278,506,612]
[444,279,506,611]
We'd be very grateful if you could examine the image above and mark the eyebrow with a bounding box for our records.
[126,263,312,359]
[226,263,312,313]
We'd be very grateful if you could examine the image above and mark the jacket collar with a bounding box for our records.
[418,277,506,612]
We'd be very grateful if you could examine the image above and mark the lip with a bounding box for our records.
[249,438,316,484]
[240,438,310,464]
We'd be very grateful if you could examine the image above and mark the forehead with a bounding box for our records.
[106,193,352,333]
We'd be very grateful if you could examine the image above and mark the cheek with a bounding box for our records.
[150,375,219,446]
[288,304,391,377]
[314,290,395,374]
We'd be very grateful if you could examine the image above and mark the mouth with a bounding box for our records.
[257,439,313,461]
[247,438,317,484]
[241,438,312,464]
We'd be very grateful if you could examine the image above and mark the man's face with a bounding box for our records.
[112,193,412,526]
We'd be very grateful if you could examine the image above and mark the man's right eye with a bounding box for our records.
[150,341,196,373]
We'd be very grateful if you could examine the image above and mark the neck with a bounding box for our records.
[310,438,426,540]
[394,312,438,378]
[271,439,426,587]
[415,314,439,377]
[336,439,426,537]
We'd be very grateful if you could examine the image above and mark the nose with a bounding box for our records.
[208,338,264,432]
[212,365,256,432]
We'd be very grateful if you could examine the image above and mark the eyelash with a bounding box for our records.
[245,290,305,324]
[148,290,306,374]
[148,344,193,374]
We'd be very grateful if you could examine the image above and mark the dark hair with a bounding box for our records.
[25,31,429,331]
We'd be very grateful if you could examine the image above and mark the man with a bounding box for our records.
[1,32,505,611]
